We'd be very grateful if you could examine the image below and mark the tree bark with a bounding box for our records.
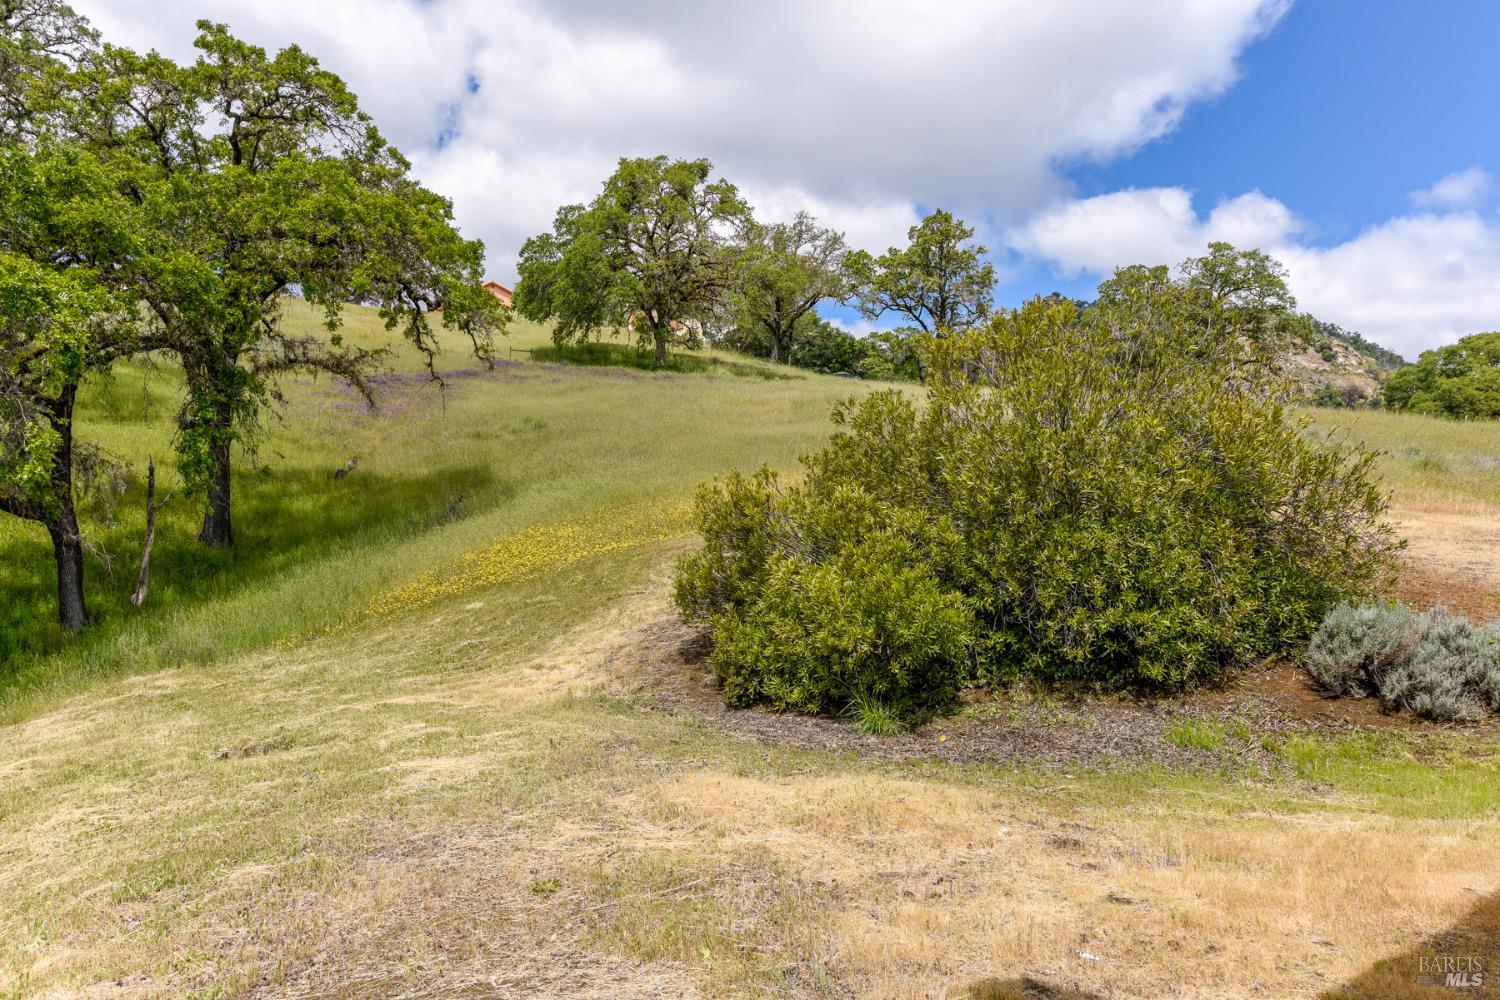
[48,499,88,632]
[653,327,668,367]
[769,330,783,363]
[43,385,89,631]
[198,439,232,547]
[198,422,233,548]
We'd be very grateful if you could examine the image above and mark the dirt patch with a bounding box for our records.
[967,978,1104,1000]
[1390,509,1500,623]
[614,618,1289,773]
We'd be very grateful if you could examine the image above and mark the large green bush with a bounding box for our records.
[677,262,1400,721]
[1383,331,1500,419]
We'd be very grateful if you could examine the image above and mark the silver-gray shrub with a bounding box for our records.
[1479,622,1500,712]
[1305,602,1417,697]
[1307,603,1500,721]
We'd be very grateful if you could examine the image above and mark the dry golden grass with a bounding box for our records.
[2,328,1498,997]
[3,557,1497,998]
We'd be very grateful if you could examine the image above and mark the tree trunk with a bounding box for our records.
[198,431,233,548]
[769,330,783,363]
[48,501,88,632]
[653,328,668,367]
[132,457,172,607]
[45,385,89,631]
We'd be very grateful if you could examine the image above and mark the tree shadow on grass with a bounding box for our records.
[965,977,1103,999]
[0,462,504,682]
[1322,891,1499,998]
[533,340,797,380]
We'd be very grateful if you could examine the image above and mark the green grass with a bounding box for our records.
[1,300,1498,997]
[1162,716,1228,751]
[1299,405,1500,512]
[847,691,903,736]
[0,299,888,719]
[532,338,797,379]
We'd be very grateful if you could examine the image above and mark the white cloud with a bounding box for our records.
[84,1,1497,359]
[1009,188,1299,276]
[1012,184,1500,358]
[70,0,1286,280]
[1409,167,1491,211]
[1279,213,1500,359]
[826,314,898,339]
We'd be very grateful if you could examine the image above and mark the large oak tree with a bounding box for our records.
[71,23,503,547]
[515,156,749,367]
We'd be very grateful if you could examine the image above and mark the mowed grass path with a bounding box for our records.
[1,306,1497,998]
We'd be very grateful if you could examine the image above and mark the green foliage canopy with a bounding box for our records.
[0,0,96,141]
[1383,331,1500,419]
[515,155,750,366]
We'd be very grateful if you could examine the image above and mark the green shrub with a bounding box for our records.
[1305,604,1500,722]
[704,533,971,721]
[678,267,1400,719]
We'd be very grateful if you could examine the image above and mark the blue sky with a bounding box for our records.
[78,0,1500,358]
[1008,0,1500,311]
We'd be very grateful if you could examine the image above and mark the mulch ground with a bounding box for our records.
[615,615,1498,776]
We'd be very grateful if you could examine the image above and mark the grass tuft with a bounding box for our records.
[847,691,903,736]
[1162,716,1227,751]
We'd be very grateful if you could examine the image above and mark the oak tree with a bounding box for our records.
[73,23,502,547]
[847,209,995,335]
[515,155,749,367]
[0,144,138,629]
[730,212,848,363]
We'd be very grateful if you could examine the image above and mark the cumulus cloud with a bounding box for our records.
[70,0,1286,278]
[1409,167,1491,211]
[1009,188,1299,276]
[1013,183,1500,358]
[1279,213,1500,359]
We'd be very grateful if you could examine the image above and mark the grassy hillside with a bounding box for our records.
[0,303,1496,999]
[0,300,892,715]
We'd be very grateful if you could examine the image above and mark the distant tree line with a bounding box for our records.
[1384,332,1500,419]
[514,156,997,380]
[1,1,503,630]
[516,156,1453,415]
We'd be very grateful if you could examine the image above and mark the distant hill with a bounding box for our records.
[1027,295,1406,408]
[1279,314,1408,407]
